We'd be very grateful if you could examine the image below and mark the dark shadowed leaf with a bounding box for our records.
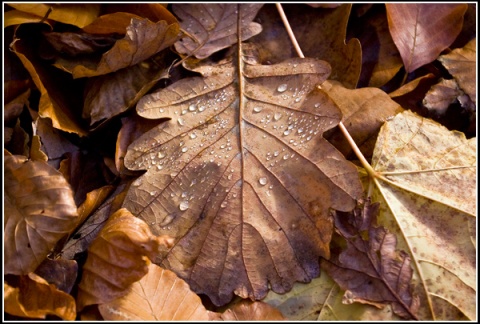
[76,208,174,311]
[98,263,211,320]
[386,3,468,72]
[34,258,78,294]
[4,273,76,320]
[173,3,263,59]
[438,38,476,107]
[4,153,79,275]
[53,18,180,78]
[322,199,419,319]
[123,42,362,306]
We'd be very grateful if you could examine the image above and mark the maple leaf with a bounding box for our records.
[123,14,363,305]
[368,110,476,320]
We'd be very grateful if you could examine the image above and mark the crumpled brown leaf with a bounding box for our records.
[4,153,79,275]
[173,3,263,59]
[76,208,173,311]
[53,18,180,78]
[386,3,468,72]
[321,199,419,320]
[212,300,286,321]
[438,38,476,107]
[123,43,362,306]
[4,273,76,320]
[423,78,466,115]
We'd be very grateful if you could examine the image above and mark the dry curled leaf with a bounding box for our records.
[322,199,419,320]
[53,18,180,78]
[123,40,362,306]
[369,110,476,320]
[173,3,263,59]
[423,78,465,115]
[438,37,476,107]
[4,153,79,275]
[76,208,174,311]
[98,263,210,321]
[212,299,286,321]
[386,3,468,72]
[4,273,76,320]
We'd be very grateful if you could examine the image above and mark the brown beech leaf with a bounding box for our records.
[212,300,286,321]
[76,208,174,311]
[322,80,404,160]
[123,41,363,306]
[7,3,100,28]
[98,263,211,320]
[82,52,171,127]
[386,3,468,72]
[438,38,476,107]
[321,199,419,320]
[4,273,76,320]
[173,3,263,59]
[53,18,180,78]
[4,153,79,275]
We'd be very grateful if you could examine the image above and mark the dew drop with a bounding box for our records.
[253,107,263,113]
[273,151,279,157]
[159,108,165,113]
[150,191,157,196]
[179,201,189,211]
[132,178,143,186]
[274,112,282,121]
[277,83,288,93]
[259,177,267,186]
[283,154,289,160]
[283,130,291,136]
[198,105,206,112]
[177,118,185,126]
[181,147,188,153]
[294,97,302,103]
[314,103,320,108]
[220,201,228,208]
[157,165,163,170]
[160,214,175,226]
[190,133,197,139]
[158,152,166,159]
[188,104,196,111]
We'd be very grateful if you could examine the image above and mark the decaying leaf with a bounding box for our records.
[438,37,476,107]
[173,3,263,59]
[322,199,419,320]
[370,110,476,320]
[34,258,78,294]
[53,18,180,78]
[423,78,465,115]
[4,273,76,320]
[4,153,79,275]
[386,3,468,72]
[98,263,211,321]
[123,38,362,305]
[76,208,174,311]
[322,80,404,159]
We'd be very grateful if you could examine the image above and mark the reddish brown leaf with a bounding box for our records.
[212,300,286,321]
[76,208,174,311]
[123,42,362,305]
[53,18,180,78]
[4,273,76,320]
[98,263,211,320]
[34,258,78,294]
[322,199,419,320]
[81,12,144,35]
[4,153,79,275]
[423,78,465,115]
[386,3,468,72]
[173,3,263,59]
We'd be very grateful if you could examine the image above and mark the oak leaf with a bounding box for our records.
[173,3,263,59]
[369,110,476,320]
[386,3,468,72]
[123,42,362,306]
[4,153,79,275]
[76,208,173,311]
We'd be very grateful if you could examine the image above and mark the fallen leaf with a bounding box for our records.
[53,18,180,78]
[42,30,119,57]
[82,51,171,127]
[76,208,174,311]
[34,258,78,294]
[4,273,76,320]
[98,263,211,321]
[423,78,465,115]
[123,42,363,306]
[29,135,48,162]
[322,199,419,319]
[388,73,438,112]
[81,12,143,35]
[4,9,54,28]
[322,80,404,160]
[100,3,178,26]
[213,299,286,321]
[7,3,100,28]
[173,3,263,59]
[386,3,468,72]
[438,37,476,107]
[369,110,476,320]
[4,153,79,275]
